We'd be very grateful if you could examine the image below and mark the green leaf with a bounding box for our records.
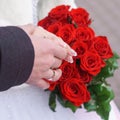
[84,84,114,120]
[113,52,120,59]
[84,99,97,111]
[57,95,78,112]
[96,102,111,120]
[57,94,66,107]
[91,52,119,85]
[89,84,114,104]
[65,101,78,112]
[94,84,114,102]
[49,92,57,112]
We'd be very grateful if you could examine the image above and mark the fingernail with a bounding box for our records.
[67,56,73,63]
[48,78,53,81]
[71,49,77,56]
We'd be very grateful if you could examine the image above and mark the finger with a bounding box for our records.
[57,40,77,63]
[57,37,77,56]
[53,45,74,63]
[42,69,54,79]
[43,69,62,81]
[51,57,62,69]
[53,45,67,60]
[64,55,74,63]
[51,37,77,62]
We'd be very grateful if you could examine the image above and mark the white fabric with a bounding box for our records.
[0,0,120,120]
[0,84,119,120]
[0,0,33,25]
[0,0,76,25]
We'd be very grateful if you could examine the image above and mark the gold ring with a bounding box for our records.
[48,70,55,81]
[51,70,55,78]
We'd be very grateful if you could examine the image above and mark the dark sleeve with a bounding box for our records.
[0,26,34,91]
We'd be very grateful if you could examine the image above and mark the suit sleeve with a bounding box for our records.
[0,26,34,91]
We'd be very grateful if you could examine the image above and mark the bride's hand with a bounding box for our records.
[20,24,77,89]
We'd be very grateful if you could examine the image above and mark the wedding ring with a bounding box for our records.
[48,70,55,81]
[52,70,55,78]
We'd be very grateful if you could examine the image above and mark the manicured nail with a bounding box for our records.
[48,78,53,81]
[71,49,77,56]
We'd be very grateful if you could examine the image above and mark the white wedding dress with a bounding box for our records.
[0,0,120,120]
[0,84,119,120]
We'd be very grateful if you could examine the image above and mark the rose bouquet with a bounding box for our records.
[38,5,119,120]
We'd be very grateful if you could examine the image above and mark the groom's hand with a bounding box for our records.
[20,24,77,89]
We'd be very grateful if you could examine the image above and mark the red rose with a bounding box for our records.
[78,68,93,84]
[72,41,88,58]
[49,61,79,91]
[49,81,58,91]
[48,5,70,20]
[38,16,55,29]
[93,36,113,59]
[59,78,90,106]
[75,27,95,41]
[56,24,75,44]
[47,22,62,34]
[59,61,79,81]
[80,51,105,76]
[70,8,91,27]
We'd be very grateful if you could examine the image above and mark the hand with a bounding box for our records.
[19,24,77,89]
